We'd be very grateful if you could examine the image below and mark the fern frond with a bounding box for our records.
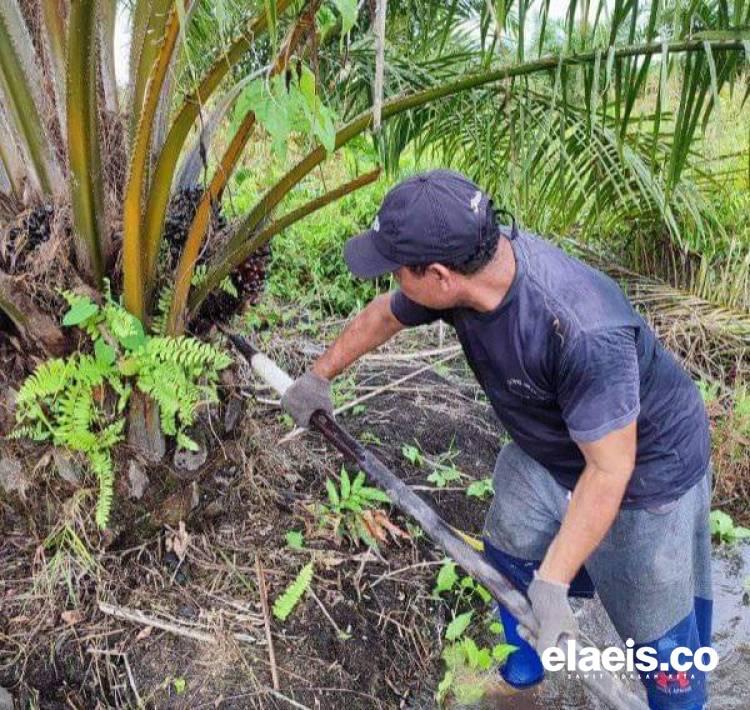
[10,423,50,441]
[272,562,313,621]
[89,448,114,529]
[16,359,71,404]
[150,283,175,335]
[103,303,145,350]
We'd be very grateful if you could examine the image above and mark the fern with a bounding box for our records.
[273,562,314,621]
[151,284,174,335]
[13,293,230,529]
[90,449,114,529]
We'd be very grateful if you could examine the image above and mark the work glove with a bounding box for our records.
[281,371,333,428]
[519,572,578,653]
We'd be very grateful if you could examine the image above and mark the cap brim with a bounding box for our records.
[344,230,401,279]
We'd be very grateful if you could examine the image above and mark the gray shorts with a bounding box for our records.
[483,443,712,643]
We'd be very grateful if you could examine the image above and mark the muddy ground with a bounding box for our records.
[1,323,749,709]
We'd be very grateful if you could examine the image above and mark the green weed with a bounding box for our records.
[466,478,494,499]
[432,559,518,705]
[285,530,305,550]
[710,510,750,544]
[401,442,425,467]
[318,467,392,548]
[12,288,230,528]
[273,562,314,621]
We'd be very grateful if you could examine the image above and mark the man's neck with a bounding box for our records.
[460,236,517,313]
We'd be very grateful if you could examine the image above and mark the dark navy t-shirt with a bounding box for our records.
[390,227,710,508]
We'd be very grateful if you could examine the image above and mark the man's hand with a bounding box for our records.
[281,372,333,428]
[521,572,578,653]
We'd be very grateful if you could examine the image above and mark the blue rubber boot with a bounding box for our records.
[694,597,713,649]
[636,603,709,709]
[495,602,546,688]
[483,540,545,688]
[483,539,596,689]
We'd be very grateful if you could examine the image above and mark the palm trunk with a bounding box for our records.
[0,272,67,356]
[127,391,166,464]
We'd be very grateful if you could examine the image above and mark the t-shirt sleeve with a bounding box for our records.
[389,290,452,327]
[557,327,640,443]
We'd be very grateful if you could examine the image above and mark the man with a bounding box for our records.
[281,169,712,709]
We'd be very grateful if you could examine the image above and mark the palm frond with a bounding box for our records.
[188,168,382,316]
[128,0,173,144]
[122,0,192,319]
[0,98,26,199]
[212,36,747,284]
[0,0,64,198]
[140,0,296,301]
[98,0,119,113]
[174,71,259,190]
[567,238,750,385]
[67,0,107,286]
[166,0,321,334]
[40,0,68,135]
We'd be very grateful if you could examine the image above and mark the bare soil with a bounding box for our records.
[2,321,749,710]
[0,326,506,709]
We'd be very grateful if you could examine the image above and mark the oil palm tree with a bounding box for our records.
[0,0,748,460]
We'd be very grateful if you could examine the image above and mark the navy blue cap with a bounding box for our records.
[344,169,494,278]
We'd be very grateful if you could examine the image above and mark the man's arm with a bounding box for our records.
[539,420,636,584]
[281,294,405,427]
[524,327,640,652]
[312,293,405,379]
[524,421,636,652]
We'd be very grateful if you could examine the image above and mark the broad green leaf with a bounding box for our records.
[710,510,734,539]
[402,444,423,466]
[434,560,458,595]
[285,530,305,550]
[332,0,358,35]
[63,300,99,326]
[94,339,116,366]
[445,611,473,641]
[119,317,146,351]
[492,643,518,663]
[462,637,481,666]
[299,65,316,106]
[474,584,492,604]
[466,478,494,498]
[313,103,337,153]
[488,621,504,635]
[462,637,492,670]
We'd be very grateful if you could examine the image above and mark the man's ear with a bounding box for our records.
[427,263,453,289]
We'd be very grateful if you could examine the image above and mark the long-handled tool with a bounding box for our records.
[229,334,648,710]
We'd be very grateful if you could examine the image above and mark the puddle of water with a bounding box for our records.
[467,543,750,709]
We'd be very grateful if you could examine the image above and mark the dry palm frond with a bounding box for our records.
[566,238,750,387]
